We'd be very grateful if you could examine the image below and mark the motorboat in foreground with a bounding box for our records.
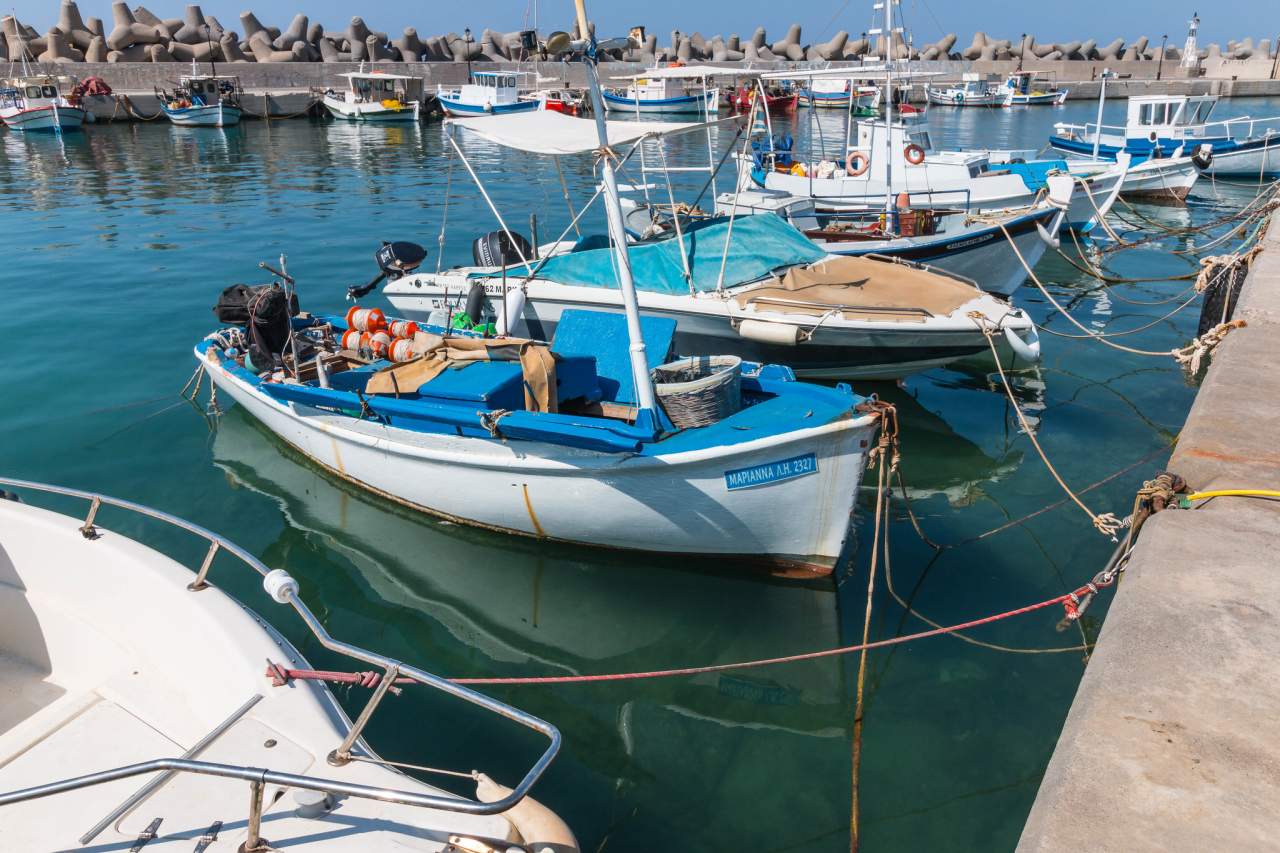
[0,479,572,852]
[323,69,423,122]
[0,73,86,132]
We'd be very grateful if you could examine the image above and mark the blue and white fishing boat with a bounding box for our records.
[1000,71,1068,106]
[0,74,85,133]
[323,69,423,122]
[603,65,720,115]
[1050,92,1280,177]
[158,73,242,127]
[198,52,884,575]
[436,71,541,117]
[926,73,1000,107]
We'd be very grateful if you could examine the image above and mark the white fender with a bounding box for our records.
[475,772,579,853]
[738,318,801,346]
[494,287,527,337]
[1004,323,1041,364]
[1038,174,1075,246]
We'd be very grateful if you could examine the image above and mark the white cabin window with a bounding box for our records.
[26,86,42,98]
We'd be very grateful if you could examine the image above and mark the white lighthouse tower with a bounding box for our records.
[1180,12,1201,70]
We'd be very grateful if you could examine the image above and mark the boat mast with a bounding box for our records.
[572,0,659,424]
[881,0,896,223]
[1092,68,1109,160]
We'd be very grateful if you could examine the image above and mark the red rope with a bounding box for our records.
[448,592,1079,686]
[266,589,1094,689]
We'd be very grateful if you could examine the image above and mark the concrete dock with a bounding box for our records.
[1017,216,1280,852]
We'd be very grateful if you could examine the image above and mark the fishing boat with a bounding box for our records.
[323,69,423,122]
[0,479,572,852]
[381,109,1040,379]
[436,71,541,117]
[926,73,1000,107]
[713,178,1074,297]
[1050,92,1280,177]
[603,65,721,115]
[158,74,242,127]
[1001,71,1068,106]
[0,74,85,133]
[197,66,885,574]
[740,114,1130,232]
[729,82,798,117]
[530,83,584,116]
[800,77,881,113]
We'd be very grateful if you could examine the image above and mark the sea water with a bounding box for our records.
[1,96,1273,851]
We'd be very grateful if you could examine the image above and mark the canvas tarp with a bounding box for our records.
[735,255,981,321]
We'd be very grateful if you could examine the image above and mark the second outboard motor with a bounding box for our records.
[375,241,428,280]
[472,231,533,268]
[1192,144,1214,172]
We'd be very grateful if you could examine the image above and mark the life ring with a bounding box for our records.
[904,144,926,165]
[845,151,870,176]
[953,92,964,104]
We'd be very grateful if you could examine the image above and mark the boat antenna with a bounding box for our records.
[571,0,660,431]
[204,23,216,78]
[882,0,896,229]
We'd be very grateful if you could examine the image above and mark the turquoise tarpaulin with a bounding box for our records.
[481,214,827,294]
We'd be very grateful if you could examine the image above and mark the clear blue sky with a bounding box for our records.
[8,0,1267,47]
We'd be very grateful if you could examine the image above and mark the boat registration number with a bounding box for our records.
[724,453,818,491]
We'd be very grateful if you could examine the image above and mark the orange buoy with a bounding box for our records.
[895,191,911,209]
[340,329,369,351]
[388,319,419,339]
[346,306,387,332]
[369,329,392,356]
[388,338,417,362]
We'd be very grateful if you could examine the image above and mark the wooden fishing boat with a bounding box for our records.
[603,66,720,115]
[926,73,1000,107]
[1001,71,1068,106]
[158,74,242,127]
[0,478,572,852]
[436,71,541,117]
[0,74,85,132]
[323,69,422,122]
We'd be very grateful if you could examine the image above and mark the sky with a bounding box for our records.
[7,0,1269,48]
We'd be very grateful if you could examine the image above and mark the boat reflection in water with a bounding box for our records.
[211,407,863,846]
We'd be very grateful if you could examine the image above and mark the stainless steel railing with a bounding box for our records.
[0,476,562,850]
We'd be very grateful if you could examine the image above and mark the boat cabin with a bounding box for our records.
[959,73,996,96]
[175,75,241,107]
[1124,94,1219,140]
[337,70,424,105]
[0,75,76,110]
[458,71,528,108]
[624,75,708,101]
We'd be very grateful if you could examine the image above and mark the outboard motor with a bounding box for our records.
[348,240,428,300]
[472,231,533,268]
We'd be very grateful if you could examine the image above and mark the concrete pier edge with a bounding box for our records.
[1016,213,1280,852]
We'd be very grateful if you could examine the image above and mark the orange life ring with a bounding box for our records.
[845,151,871,177]
[904,144,926,165]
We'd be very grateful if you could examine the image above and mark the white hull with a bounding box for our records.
[202,350,877,573]
[1201,143,1280,177]
[165,103,242,127]
[0,104,85,132]
[323,94,420,122]
[0,496,561,851]
[602,90,719,114]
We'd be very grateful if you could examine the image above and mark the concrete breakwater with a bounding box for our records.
[2,0,1279,79]
[1017,216,1280,852]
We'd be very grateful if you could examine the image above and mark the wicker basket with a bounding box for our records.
[652,356,743,428]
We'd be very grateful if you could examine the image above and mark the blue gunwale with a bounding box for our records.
[196,314,864,457]
[601,90,711,108]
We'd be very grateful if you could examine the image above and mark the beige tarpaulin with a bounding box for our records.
[365,332,558,413]
[736,256,981,321]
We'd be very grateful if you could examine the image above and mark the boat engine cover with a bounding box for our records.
[472,230,533,268]
[375,241,428,280]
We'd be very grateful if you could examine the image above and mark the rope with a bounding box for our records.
[1037,288,1202,340]
[970,312,1122,538]
[119,94,163,121]
[1171,320,1247,375]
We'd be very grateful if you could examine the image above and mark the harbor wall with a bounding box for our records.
[1016,216,1280,852]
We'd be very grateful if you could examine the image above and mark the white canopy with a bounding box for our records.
[446,110,714,156]
[611,64,762,81]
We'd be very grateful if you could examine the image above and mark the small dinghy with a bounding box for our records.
[0,479,572,852]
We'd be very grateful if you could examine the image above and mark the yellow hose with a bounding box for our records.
[1182,489,1280,503]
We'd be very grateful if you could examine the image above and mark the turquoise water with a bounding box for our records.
[1,97,1273,851]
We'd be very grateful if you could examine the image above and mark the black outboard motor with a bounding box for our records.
[348,241,428,300]
[472,230,533,267]
[1192,144,1214,172]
